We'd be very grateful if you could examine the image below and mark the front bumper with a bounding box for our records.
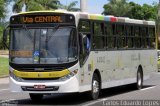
[9,75,79,93]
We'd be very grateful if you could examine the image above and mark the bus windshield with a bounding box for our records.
[10,26,78,64]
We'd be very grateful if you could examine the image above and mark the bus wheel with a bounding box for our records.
[90,73,100,100]
[29,93,43,102]
[136,69,143,90]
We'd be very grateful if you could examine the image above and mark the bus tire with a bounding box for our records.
[136,68,143,90]
[29,93,43,102]
[89,73,100,100]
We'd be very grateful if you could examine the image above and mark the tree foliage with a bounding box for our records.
[32,0,60,10]
[128,2,157,20]
[103,0,157,20]
[59,1,80,12]
[12,0,80,13]
[103,0,132,17]
[0,0,8,49]
[0,26,4,49]
[12,0,60,13]
[0,0,6,18]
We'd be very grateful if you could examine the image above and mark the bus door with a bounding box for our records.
[79,33,91,84]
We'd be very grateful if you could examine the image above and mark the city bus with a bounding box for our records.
[3,10,157,101]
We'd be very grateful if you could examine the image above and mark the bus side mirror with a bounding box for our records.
[3,27,9,49]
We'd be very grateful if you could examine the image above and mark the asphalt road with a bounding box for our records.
[0,72,160,106]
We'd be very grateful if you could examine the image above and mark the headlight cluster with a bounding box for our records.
[9,66,25,82]
[59,69,78,81]
[10,71,24,82]
[10,66,78,82]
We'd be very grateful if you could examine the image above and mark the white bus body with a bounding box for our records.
[6,10,157,100]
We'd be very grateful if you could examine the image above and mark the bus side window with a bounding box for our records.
[135,26,141,48]
[126,25,134,48]
[93,22,105,50]
[78,20,90,33]
[105,23,110,35]
[149,27,156,49]
[141,27,147,48]
[116,24,125,49]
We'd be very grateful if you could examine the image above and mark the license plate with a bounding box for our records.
[34,85,46,89]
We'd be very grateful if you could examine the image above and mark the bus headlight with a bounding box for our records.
[9,66,14,72]
[10,71,24,82]
[9,67,24,82]
[59,69,78,81]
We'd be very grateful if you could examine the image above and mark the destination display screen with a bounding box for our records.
[10,14,75,24]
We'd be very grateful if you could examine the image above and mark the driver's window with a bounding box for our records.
[78,20,91,66]
[83,34,91,54]
[79,33,91,66]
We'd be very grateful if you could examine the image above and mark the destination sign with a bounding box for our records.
[23,16,63,23]
[10,14,75,24]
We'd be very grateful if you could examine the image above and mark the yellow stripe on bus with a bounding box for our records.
[13,69,70,78]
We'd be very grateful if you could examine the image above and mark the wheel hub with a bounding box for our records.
[138,72,142,86]
[93,80,99,93]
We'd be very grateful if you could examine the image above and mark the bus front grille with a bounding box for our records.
[17,67,66,72]
[21,86,59,91]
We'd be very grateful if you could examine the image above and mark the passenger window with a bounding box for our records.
[93,22,105,50]
[78,20,90,33]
